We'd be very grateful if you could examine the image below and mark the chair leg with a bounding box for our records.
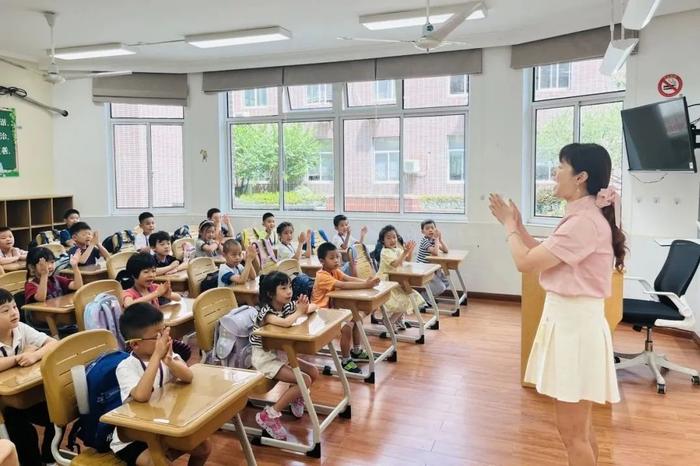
[657,357,700,378]
[646,352,665,385]
[614,351,644,359]
[615,352,649,370]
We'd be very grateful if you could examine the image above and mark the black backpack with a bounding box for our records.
[102,233,123,254]
[200,271,219,293]
[172,225,191,240]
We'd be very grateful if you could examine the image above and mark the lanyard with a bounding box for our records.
[282,243,295,255]
[0,346,19,357]
[134,355,164,389]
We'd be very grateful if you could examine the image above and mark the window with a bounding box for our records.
[228,88,278,117]
[307,138,333,182]
[304,84,333,105]
[243,89,268,108]
[286,85,333,110]
[230,123,279,210]
[531,58,625,219]
[449,75,467,96]
[448,135,465,182]
[373,137,400,183]
[347,80,397,107]
[110,104,184,210]
[375,80,396,102]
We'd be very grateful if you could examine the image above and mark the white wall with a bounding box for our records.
[0,61,54,197]
[49,9,700,334]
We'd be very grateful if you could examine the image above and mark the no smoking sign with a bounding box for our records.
[657,73,683,98]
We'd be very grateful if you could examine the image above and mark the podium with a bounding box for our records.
[521,270,623,386]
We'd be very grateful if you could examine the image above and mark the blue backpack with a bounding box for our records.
[291,273,315,301]
[68,350,130,453]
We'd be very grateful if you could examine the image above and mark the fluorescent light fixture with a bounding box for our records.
[622,0,663,30]
[360,2,486,30]
[53,43,135,60]
[186,26,292,48]
[599,38,638,76]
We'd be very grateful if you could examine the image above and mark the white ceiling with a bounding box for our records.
[0,0,698,73]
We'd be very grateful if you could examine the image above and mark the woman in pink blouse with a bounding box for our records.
[490,143,625,466]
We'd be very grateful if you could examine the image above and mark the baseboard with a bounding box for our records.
[653,326,700,348]
[467,292,521,303]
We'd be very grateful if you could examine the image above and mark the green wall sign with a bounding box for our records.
[0,107,18,177]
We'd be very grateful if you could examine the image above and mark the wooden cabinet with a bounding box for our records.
[0,195,73,249]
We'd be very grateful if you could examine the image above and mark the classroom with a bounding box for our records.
[0,0,699,465]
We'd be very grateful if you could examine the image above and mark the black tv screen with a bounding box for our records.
[622,97,696,172]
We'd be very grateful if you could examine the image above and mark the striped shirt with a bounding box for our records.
[250,302,297,348]
[416,236,435,263]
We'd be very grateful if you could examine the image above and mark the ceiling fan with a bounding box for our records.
[339,0,484,52]
[0,11,131,84]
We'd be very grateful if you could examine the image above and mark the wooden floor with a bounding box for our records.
[172,299,700,466]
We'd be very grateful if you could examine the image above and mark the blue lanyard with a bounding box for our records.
[134,355,164,389]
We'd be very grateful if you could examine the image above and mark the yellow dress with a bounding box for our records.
[377,246,425,315]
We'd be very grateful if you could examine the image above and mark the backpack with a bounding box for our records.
[52,252,72,276]
[83,293,126,350]
[211,306,257,369]
[172,225,191,240]
[68,350,130,453]
[114,269,134,291]
[35,229,59,245]
[291,273,315,301]
[102,232,123,254]
[200,271,219,293]
[371,240,383,266]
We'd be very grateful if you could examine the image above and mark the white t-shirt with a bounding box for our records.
[332,233,357,250]
[134,233,150,251]
[0,322,49,357]
[110,353,182,453]
[218,263,244,287]
[277,242,298,260]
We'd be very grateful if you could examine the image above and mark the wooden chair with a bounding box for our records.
[38,243,66,257]
[73,279,123,331]
[187,257,217,298]
[353,243,376,280]
[172,238,195,261]
[192,287,238,360]
[276,258,301,276]
[106,251,135,280]
[0,270,26,295]
[40,329,125,465]
[0,439,18,466]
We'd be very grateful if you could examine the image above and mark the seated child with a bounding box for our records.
[376,225,426,330]
[259,212,278,246]
[68,222,111,265]
[0,227,28,267]
[113,303,211,466]
[276,222,311,261]
[251,272,319,440]
[194,220,222,258]
[218,239,257,287]
[0,288,59,466]
[59,208,80,248]
[331,215,368,276]
[416,219,450,299]
[311,243,380,373]
[134,212,156,254]
[24,247,83,304]
[207,208,234,240]
[149,231,187,276]
[122,252,181,308]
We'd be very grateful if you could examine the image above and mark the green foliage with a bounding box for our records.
[535,184,565,217]
[237,188,325,208]
[419,195,464,211]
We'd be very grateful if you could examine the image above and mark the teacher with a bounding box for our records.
[489,143,625,466]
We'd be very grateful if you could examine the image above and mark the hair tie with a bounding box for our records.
[595,187,621,228]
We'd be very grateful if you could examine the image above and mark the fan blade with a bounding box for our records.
[338,36,409,44]
[441,40,470,46]
[64,70,132,80]
[0,56,45,76]
[429,2,482,42]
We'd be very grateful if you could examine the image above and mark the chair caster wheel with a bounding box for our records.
[691,375,700,385]
[388,352,397,362]
[614,356,620,364]
[657,384,666,394]
[322,366,332,376]
[379,332,388,339]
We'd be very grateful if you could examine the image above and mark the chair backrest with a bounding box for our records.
[193,287,238,353]
[40,329,118,427]
[276,258,301,276]
[654,240,700,308]
[106,251,136,280]
[354,244,376,280]
[38,243,66,257]
[172,238,195,261]
[0,270,27,294]
[187,257,217,298]
[73,279,123,331]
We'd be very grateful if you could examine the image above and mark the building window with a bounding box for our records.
[375,80,396,102]
[449,75,468,96]
[448,135,465,181]
[531,58,625,219]
[308,138,333,182]
[305,84,333,105]
[110,104,184,209]
[243,88,268,108]
[373,137,400,183]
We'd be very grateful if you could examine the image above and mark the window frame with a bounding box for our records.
[526,68,625,225]
[307,138,334,183]
[108,105,186,213]
[243,88,268,108]
[447,134,465,182]
[372,136,401,184]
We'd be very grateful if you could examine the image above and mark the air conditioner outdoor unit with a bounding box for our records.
[404,159,420,174]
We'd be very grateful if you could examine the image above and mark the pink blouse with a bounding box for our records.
[539,195,614,298]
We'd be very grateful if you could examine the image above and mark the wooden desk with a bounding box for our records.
[154,270,189,293]
[0,263,25,273]
[387,262,441,339]
[22,294,76,338]
[0,364,44,440]
[425,249,469,315]
[101,364,263,466]
[253,309,352,457]
[161,298,194,340]
[521,270,623,387]
[299,257,322,277]
[230,277,260,306]
[61,264,108,283]
[327,282,399,381]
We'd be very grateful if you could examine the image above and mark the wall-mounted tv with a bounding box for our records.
[622,96,697,172]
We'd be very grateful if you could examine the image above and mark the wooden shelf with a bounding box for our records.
[30,198,52,226]
[0,195,73,250]
[52,197,73,224]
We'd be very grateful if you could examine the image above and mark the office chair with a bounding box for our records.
[616,240,700,394]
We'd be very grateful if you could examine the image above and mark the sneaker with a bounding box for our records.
[342,359,362,373]
[290,397,305,418]
[255,408,288,440]
[350,348,370,360]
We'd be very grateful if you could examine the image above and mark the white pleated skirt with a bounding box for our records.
[524,292,620,404]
